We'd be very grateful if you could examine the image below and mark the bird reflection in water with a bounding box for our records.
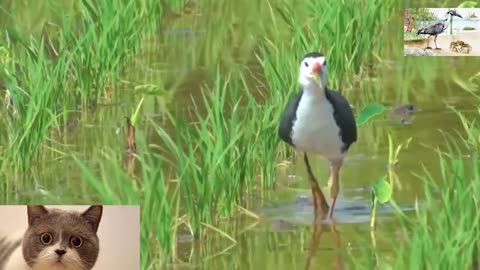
[305,213,344,270]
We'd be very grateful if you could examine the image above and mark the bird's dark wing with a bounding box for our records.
[278,89,303,146]
[325,88,357,152]
[418,22,447,35]
[434,22,448,32]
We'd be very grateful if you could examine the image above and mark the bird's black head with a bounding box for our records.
[447,9,462,18]
[301,52,324,62]
[299,51,327,90]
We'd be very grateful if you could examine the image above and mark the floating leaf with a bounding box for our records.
[372,175,392,203]
[131,97,145,127]
[457,1,477,8]
[356,103,386,126]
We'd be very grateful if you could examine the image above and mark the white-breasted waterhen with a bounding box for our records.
[278,52,357,218]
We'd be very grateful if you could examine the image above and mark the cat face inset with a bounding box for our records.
[22,205,103,270]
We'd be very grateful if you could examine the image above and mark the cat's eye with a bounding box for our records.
[70,236,83,248]
[40,233,53,245]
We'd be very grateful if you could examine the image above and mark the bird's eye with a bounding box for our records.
[70,236,83,248]
[40,233,53,245]
[323,61,327,66]
[304,61,309,67]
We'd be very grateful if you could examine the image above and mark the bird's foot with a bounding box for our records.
[434,48,442,50]
[424,46,432,50]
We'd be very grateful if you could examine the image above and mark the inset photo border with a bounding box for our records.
[404,8,480,56]
[0,205,139,270]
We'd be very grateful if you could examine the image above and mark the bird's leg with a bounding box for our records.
[304,153,329,216]
[434,35,441,50]
[305,211,325,270]
[327,159,343,218]
[425,36,432,50]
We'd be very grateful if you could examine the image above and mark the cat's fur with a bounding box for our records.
[0,205,102,270]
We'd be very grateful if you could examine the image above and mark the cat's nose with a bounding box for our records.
[55,249,67,256]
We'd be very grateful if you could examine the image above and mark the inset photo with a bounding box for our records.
[404,8,480,56]
[0,205,139,270]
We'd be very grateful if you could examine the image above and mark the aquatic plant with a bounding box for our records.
[353,70,480,269]
[386,142,480,269]
[356,103,387,127]
[1,0,163,170]
[370,135,411,229]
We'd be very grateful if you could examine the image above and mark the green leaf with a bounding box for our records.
[372,175,392,203]
[457,1,477,8]
[356,103,386,126]
[131,97,145,127]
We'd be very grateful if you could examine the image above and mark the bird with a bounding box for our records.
[278,52,357,218]
[417,9,462,50]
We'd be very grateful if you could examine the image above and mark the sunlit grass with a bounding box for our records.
[384,144,480,269]
[153,71,280,237]
[404,32,424,40]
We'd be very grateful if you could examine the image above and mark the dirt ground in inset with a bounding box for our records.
[405,32,480,56]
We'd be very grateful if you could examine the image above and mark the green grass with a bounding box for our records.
[351,147,480,269]
[153,71,281,238]
[1,0,163,170]
[404,32,424,41]
[375,137,480,269]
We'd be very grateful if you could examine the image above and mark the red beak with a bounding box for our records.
[312,62,322,74]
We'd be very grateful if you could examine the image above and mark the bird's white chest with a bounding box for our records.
[291,94,344,159]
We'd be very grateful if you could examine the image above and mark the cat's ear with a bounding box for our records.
[81,205,103,233]
[27,205,49,226]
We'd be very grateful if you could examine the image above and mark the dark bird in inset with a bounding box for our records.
[417,9,462,50]
[278,52,357,218]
